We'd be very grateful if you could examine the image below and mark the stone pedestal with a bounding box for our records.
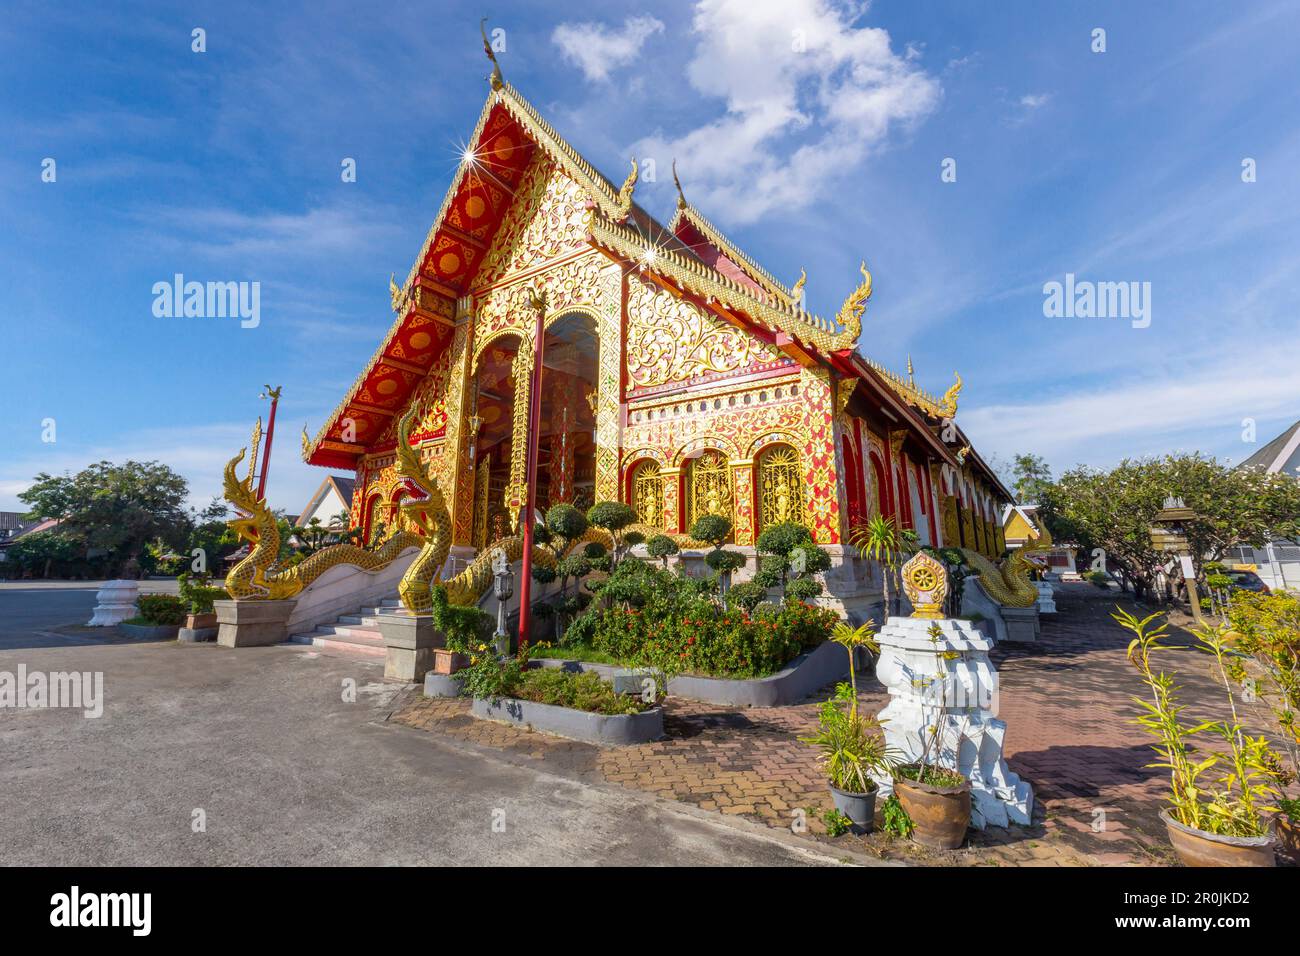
[1034,581,1057,614]
[872,616,1034,828]
[378,610,443,682]
[1002,606,1041,642]
[215,599,296,647]
[87,580,139,626]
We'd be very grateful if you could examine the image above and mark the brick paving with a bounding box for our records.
[388,582,1281,866]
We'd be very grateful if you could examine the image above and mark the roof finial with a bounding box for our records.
[480,18,503,90]
[907,354,915,386]
[791,268,807,302]
[672,159,687,210]
[616,156,638,219]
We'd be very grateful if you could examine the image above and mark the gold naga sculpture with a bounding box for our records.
[615,157,638,219]
[960,548,1038,608]
[835,261,872,340]
[222,434,423,604]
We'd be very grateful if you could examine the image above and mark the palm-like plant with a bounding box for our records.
[849,515,919,619]
[830,619,878,720]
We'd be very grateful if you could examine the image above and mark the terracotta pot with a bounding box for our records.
[829,784,877,834]
[185,612,218,630]
[1159,809,1275,867]
[1276,813,1300,864]
[433,649,470,675]
[894,767,971,849]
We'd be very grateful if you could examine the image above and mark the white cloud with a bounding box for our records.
[958,345,1300,471]
[1019,93,1050,109]
[633,0,940,224]
[552,15,665,82]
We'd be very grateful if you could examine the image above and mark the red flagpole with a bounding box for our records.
[257,385,281,502]
[516,300,546,650]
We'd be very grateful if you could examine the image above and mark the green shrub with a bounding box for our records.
[516,667,650,715]
[726,580,767,613]
[135,594,185,626]
[1086,569,1110,588]
[786,577,823,602]
[430,584,491,654]
[645,534,679,568]
[705,549,746,574]
[690,514,732,548]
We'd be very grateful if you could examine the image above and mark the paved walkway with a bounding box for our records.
[392,583,1280,866]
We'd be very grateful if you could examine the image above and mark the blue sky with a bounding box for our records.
[2,0,1298,515]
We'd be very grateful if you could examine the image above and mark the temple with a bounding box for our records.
[299,70,1011,608]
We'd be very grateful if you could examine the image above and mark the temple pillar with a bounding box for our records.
[661,467,683,534]
[731,458,756,546]
[504,338,535,528]
[799,367,849,545]
[593,263,625,504]
[443,299,477,547]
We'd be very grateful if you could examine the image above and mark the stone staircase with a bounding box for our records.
[286,598,401,658]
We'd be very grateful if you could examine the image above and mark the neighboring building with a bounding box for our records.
[295,476,355,530]
[300,71,1011,580]
[1234,420,1300,590]
[1239,419,1300,476]
[1003,504,1078,578]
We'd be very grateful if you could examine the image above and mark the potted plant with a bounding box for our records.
[1116,608,1278,866]
[178,572,228,629]
[1222,590,1300,863]
[801,621,892,833]
[892,622,972,849]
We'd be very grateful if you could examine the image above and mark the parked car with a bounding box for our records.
[1222,568,1270,594]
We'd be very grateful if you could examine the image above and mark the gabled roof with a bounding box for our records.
[1239,420,1300,475]
[668,202,797,307]
[304,72,991,477]
[297,475,356,525]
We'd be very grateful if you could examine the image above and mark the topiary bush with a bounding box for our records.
[645,534,680,569]
[430,584,491,654]
[690,514,732,549]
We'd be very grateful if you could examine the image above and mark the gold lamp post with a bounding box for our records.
[1149,496,1204,625]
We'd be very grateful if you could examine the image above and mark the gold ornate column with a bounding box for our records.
[661,467,682,533]
[731,458,756,546]
[799,366,849,545]
[504,339,535,526]
[443,298,477,546]
[593,263,624,503]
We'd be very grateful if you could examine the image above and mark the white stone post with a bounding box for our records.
[87,580,139,626]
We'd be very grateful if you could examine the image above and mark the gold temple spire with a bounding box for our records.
[672,159,687,210]
[480,18,503,91]
[907,355,915,387]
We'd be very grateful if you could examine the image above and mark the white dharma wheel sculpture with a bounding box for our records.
[87,580,139,626]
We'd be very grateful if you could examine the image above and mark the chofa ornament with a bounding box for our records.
[901,550,948,619]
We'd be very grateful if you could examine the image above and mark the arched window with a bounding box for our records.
[685,449,732,530]
[757,444,803,530]
[629,459,663,528]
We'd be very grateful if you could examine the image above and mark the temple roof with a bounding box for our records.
[1238,420,1300,475]
[303,75,973,479]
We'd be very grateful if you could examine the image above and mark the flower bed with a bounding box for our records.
[561,557,838,681]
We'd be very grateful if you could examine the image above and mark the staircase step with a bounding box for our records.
[284,596,401,659]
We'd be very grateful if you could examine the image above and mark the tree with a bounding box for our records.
[755,520,830,601]
[19,460,191,576]
[1037,453,1300,603]
[586,501,636,566]
[645,534,679,570]
[848,514,916,619]
[1011,453,1053,504]
[3,529,87,579]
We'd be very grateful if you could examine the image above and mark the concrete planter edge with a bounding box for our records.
[470,696,665,746]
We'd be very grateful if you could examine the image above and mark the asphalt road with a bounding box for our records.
[0,589,854,867]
